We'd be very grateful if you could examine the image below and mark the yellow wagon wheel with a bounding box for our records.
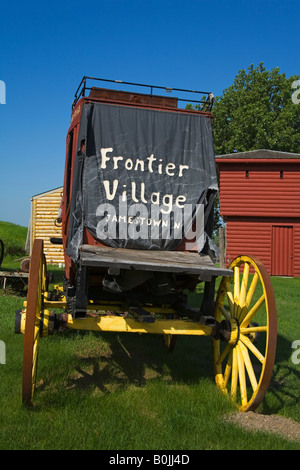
[22,239,47,405]
[213,255,277,412]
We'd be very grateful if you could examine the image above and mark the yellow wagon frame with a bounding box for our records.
[16,239,277,413]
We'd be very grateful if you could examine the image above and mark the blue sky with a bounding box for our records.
[0,0,299,227]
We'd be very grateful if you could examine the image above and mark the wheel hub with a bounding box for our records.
[228,318,240,346]
[213,318,240,346]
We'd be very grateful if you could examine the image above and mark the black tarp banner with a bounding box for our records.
[66,102,218,261]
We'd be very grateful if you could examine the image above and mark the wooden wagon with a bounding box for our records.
[15,78,277,412]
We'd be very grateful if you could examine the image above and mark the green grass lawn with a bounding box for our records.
[0,221,28,270]
[0,222,299,450]
[0,272,299,450]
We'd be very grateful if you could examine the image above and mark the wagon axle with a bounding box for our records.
[15,304,242,346]
[212,318,240,345]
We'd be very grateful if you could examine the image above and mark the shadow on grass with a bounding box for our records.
[63,331,214,394]
[26,274,299,417]
[34,275,212,401]
[34,325,300,418]
[32,325,216,410]
[261,333,300,414]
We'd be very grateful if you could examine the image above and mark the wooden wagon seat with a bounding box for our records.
[79,245,232,280]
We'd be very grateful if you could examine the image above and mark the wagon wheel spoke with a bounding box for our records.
[22,239,47,405]
[212,255,277,412]
[239,340,258,391]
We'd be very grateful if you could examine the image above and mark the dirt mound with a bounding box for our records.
[225,412,300,443]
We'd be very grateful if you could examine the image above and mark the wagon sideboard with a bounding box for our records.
[80,244,232,279]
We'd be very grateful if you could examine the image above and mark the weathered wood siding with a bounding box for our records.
[31,188,64,265]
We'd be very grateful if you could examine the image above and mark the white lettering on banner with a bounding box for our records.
[100,147,113,168]
[98,146,207,246]
[103,180,119,201]
[100,147,190,215]
[103,180,187,215]
[99,147,190,178]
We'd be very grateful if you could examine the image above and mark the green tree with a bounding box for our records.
[212,63,300,155]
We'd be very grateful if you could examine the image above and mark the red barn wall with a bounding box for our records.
[226,219,272,272]
[226,218,300,277]
[294,225,300,276]
[216,155,300,277]
[218,161,300,218]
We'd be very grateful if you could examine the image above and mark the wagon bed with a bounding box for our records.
[79,244,232,279]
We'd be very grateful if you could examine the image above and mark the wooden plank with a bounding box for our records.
[79,245,232,277]
[0,271,29,278]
